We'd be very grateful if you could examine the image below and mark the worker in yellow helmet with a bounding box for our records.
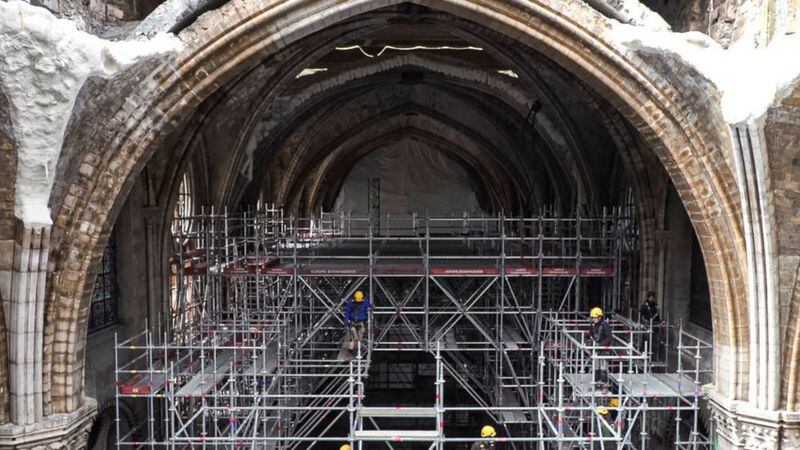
[589,306,612,385]
[339,445,351,450]
[470,424,497,449]
[594,402,617,450]
[340,290,373,361]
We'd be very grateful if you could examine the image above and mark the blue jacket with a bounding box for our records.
[344,299,372,325]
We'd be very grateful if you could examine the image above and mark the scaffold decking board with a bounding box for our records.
[562,373,613,398]
[359,407,437,417]
[176,350,236,397]
[120,371,167,396]
[502,325,524,351]
[239,343,280,374]
[615,373,703,398]
[354,430,439,440]
[500,388,528,423]
[652,373,703,396]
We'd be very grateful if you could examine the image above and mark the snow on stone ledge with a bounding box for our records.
[609,23,800,125]
[0,1,183,227]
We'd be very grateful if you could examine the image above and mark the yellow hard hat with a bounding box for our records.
[354,290,365,302]
[597,406,609,415]
[590,307,603,318]
[340,445,351,450]
[481,425,496,437]
[609,398,620,408]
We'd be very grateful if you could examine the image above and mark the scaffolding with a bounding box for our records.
[115,208,711,449]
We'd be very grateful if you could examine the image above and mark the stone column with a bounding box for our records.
[8,223,48,425]
[0,220,95,448]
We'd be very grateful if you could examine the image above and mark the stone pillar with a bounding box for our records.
[709,390,800,449]
[0,220,96,448]
[7,223,49,425]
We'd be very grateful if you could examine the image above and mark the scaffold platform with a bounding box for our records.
[114,208,712,450]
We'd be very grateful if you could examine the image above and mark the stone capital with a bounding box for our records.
[708,390,800,449]
[0,399,95,449]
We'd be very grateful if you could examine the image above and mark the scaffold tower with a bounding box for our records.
[115,207,712,449]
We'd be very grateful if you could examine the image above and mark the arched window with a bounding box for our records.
[171,172,193,239]
[89,234,118,332]
[169,172,199,337]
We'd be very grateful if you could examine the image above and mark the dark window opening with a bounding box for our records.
[89,235,119,333]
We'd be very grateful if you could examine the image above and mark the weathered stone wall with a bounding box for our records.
[0,91,15,244]
[0,89,14,425]
[766,86,800,412]
[30,0,164,32]
[643,0,800,48]
[84,174,152,416]
[765,88,800,341]
[641,0,710,33]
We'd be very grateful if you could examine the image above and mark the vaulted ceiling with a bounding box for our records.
[151,3,657,216]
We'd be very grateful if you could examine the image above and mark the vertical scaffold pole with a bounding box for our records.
[537,341,545,450]
[557,362,565,450]
[575,212,582,312]
[675,326,683,450]
[114,332,121,450]
[498,214,506,412]
[641,340,649,450]
[424,219,430,350]
[435,340,444,450]
[348,357,355,450]
[356,335,364,450]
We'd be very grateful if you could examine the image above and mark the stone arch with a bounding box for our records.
[46,0,748,413]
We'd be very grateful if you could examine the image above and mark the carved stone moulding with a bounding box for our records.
[0,400,96,450]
